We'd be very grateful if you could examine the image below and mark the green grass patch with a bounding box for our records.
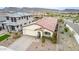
[0,34,10,41]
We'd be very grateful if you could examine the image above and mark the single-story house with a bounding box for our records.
[23,17,58,38]
[65,20,79,44]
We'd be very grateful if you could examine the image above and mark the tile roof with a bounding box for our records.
[35,17,57,32]
[7,12,32,17]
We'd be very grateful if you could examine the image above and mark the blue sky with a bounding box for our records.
[0,0,79,9]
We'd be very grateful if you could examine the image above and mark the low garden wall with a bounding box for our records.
[66,24,79,44]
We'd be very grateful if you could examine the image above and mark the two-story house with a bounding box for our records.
[4,12,34,32]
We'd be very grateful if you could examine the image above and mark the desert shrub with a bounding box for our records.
[12,32,21,39]
[58,19,64,23]
[64,27,69,32]
[61,31,64,34]
[9,32,12,34]
[15,32,18,35]
[69,31,74,37]
[69,34,72,37]
[51,32,57,44]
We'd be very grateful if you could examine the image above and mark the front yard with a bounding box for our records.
[27,39,56,51]
[0,32,22,47]
[26,32,57,51]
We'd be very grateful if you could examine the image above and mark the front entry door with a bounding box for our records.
[38,32,41,38]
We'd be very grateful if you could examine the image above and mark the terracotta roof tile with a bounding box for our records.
[35,17,57,32]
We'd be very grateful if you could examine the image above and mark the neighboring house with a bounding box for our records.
[0,13,8,31]
[65,20,79,44]
[23,17,58,38]
[4,12,34,32]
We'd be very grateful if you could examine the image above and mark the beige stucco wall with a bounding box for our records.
[43,29,53,37]
[23,24,53,38]
[23,29,38,36]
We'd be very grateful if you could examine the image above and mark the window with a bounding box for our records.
[11,26,15,30]
[19,17,20,20]
[24,16,25,19]
[29,16,31,17]
[17,25,19,28]
[27,16,28,20]
[6,16,9,20]
[22,17,23,19]
[14,18,16,22]
[24,23,26,25]
[29,16,30,17]
[11,17,14,22]
[11,17,16,22]
[44,32,50,35]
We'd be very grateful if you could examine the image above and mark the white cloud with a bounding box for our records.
[0,0,79,8]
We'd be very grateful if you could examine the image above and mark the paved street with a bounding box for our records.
[8,36,36,51]
[65,20,79,35]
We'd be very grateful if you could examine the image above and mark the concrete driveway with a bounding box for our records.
[8,36,36,51]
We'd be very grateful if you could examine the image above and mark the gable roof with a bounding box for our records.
[35,17,57,32]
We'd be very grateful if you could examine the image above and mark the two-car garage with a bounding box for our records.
[23,29,39,37]
[23,24,42,38]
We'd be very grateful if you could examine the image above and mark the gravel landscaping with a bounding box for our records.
[27,39,56,51]
[26,21,79,51]
[57,22,79,51]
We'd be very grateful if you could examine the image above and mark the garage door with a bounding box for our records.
[23,30,38,37]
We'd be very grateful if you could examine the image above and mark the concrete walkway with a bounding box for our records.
[8,36,35,51]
